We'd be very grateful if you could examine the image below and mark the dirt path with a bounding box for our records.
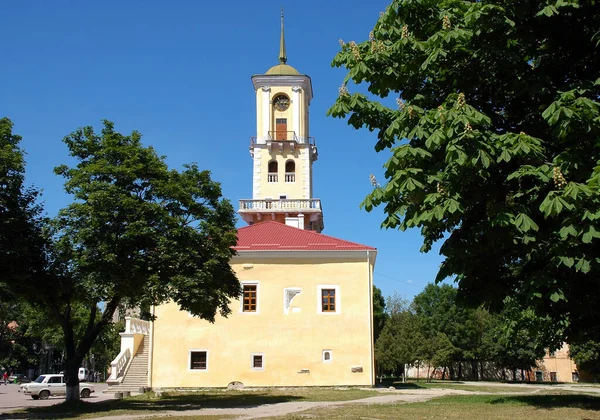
[83,388,501,420]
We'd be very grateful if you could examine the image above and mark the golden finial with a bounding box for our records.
[279,7,287,64]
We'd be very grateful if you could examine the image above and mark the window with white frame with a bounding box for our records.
[189,350,208,371]
[322,350,332,363]
[251,353,264,370]
[317,285,340,314]
[241,282,259,313]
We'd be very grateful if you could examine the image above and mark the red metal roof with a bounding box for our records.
[234,221,376,251]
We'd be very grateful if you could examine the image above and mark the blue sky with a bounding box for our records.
[2,0,445,301]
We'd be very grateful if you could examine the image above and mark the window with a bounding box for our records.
[190,351,208,370]
[322,350,332,363]
[322,289,336,312]
[251,353,264,371]
[317,285,340,314]
[285,161,295,183]
[48,376,62,384]
[243,285,257,312]
[572,371,579,382]
[241,282,259,313]
[550,372,557,382]
[268,161,278,183]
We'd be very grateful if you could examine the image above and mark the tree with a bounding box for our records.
[0,117,48,376]
[375,306,422,380]
[0,118,47,310]
[373,285,388,342]
[2,120,240,401]
[412,284,475,379]
[570,340,600,382]
[495,298,562,381]
[329,0,600,342]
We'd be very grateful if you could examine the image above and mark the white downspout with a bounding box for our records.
[367,250,374,386]
[147,305,155,389]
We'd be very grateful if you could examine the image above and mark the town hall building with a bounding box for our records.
[107,13,377,392]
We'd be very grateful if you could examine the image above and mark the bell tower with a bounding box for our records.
[238,9,323,232]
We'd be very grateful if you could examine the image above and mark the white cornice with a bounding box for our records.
[232,249,377,264]
[251,75,313,101]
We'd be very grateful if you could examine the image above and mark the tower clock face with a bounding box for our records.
[273,94,290,112]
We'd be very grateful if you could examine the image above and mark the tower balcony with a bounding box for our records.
[238,198,324,231]
[250,133,318,161]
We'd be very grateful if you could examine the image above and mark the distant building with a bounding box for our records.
[534,343,595,383]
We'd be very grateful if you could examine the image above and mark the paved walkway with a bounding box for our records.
[0,382,114,411]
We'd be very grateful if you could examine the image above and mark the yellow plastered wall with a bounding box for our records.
[259,148,306,199]
[150,256,374,388]
[539,343,578,382]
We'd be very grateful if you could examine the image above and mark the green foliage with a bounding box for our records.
[52,120,240,320]
[495,298,563,373]
[569,340,600,381]
[0,117,47,294]
[375,308,422,375]
[376,284,563,380]
[1,119,240,400]
[373,285,388,342]
[329,0,600,342]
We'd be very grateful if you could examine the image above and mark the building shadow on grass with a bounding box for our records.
[489,394,600,410]
[1,392,305,419]
[378,379,425,390]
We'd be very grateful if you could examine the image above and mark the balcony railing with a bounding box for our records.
[250,136,316,146]
[239,198,322,211]
[285,172,295,183]
[268,173,278,183]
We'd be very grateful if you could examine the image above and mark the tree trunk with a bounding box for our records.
[64,359,81,402]
[442,366,447,380]
[58,298,121,402]
[471,360,478,381]
[449,364,455,380]
[458,362,463,381]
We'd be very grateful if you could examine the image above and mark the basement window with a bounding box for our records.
[251,353,264,371]
[189,350,208,371]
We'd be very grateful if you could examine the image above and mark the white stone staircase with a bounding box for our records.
[106,334,149,395]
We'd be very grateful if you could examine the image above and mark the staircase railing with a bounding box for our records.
[108,348,131,381]
[107,317,150,384]
[125,317,151,334]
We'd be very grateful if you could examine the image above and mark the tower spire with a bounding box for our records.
[279,7,287,64]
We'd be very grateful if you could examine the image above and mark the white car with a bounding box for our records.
[19,374,95,400]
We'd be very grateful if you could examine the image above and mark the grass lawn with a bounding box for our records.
[261,394,600,420]
[3,388,379,419]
